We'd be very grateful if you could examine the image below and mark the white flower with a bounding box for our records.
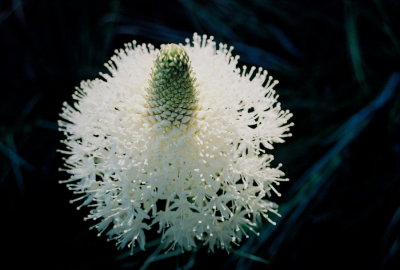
[59,33,293,253]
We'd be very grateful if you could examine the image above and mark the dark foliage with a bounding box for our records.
[1,0,399,269]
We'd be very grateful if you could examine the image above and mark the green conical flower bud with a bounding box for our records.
[147,44,198,128]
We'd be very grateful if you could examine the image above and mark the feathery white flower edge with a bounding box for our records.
[59,33,293,253]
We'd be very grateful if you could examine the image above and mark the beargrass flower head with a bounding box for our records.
[59,33,293,253]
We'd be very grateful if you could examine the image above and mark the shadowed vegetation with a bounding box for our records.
[1,0,399,269]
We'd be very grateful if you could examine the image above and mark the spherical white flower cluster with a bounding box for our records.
[59,33,293,253]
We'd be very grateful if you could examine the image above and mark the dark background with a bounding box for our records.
[1,0,400,269]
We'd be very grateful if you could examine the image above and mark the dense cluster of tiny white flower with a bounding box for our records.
[59,33,293,253]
